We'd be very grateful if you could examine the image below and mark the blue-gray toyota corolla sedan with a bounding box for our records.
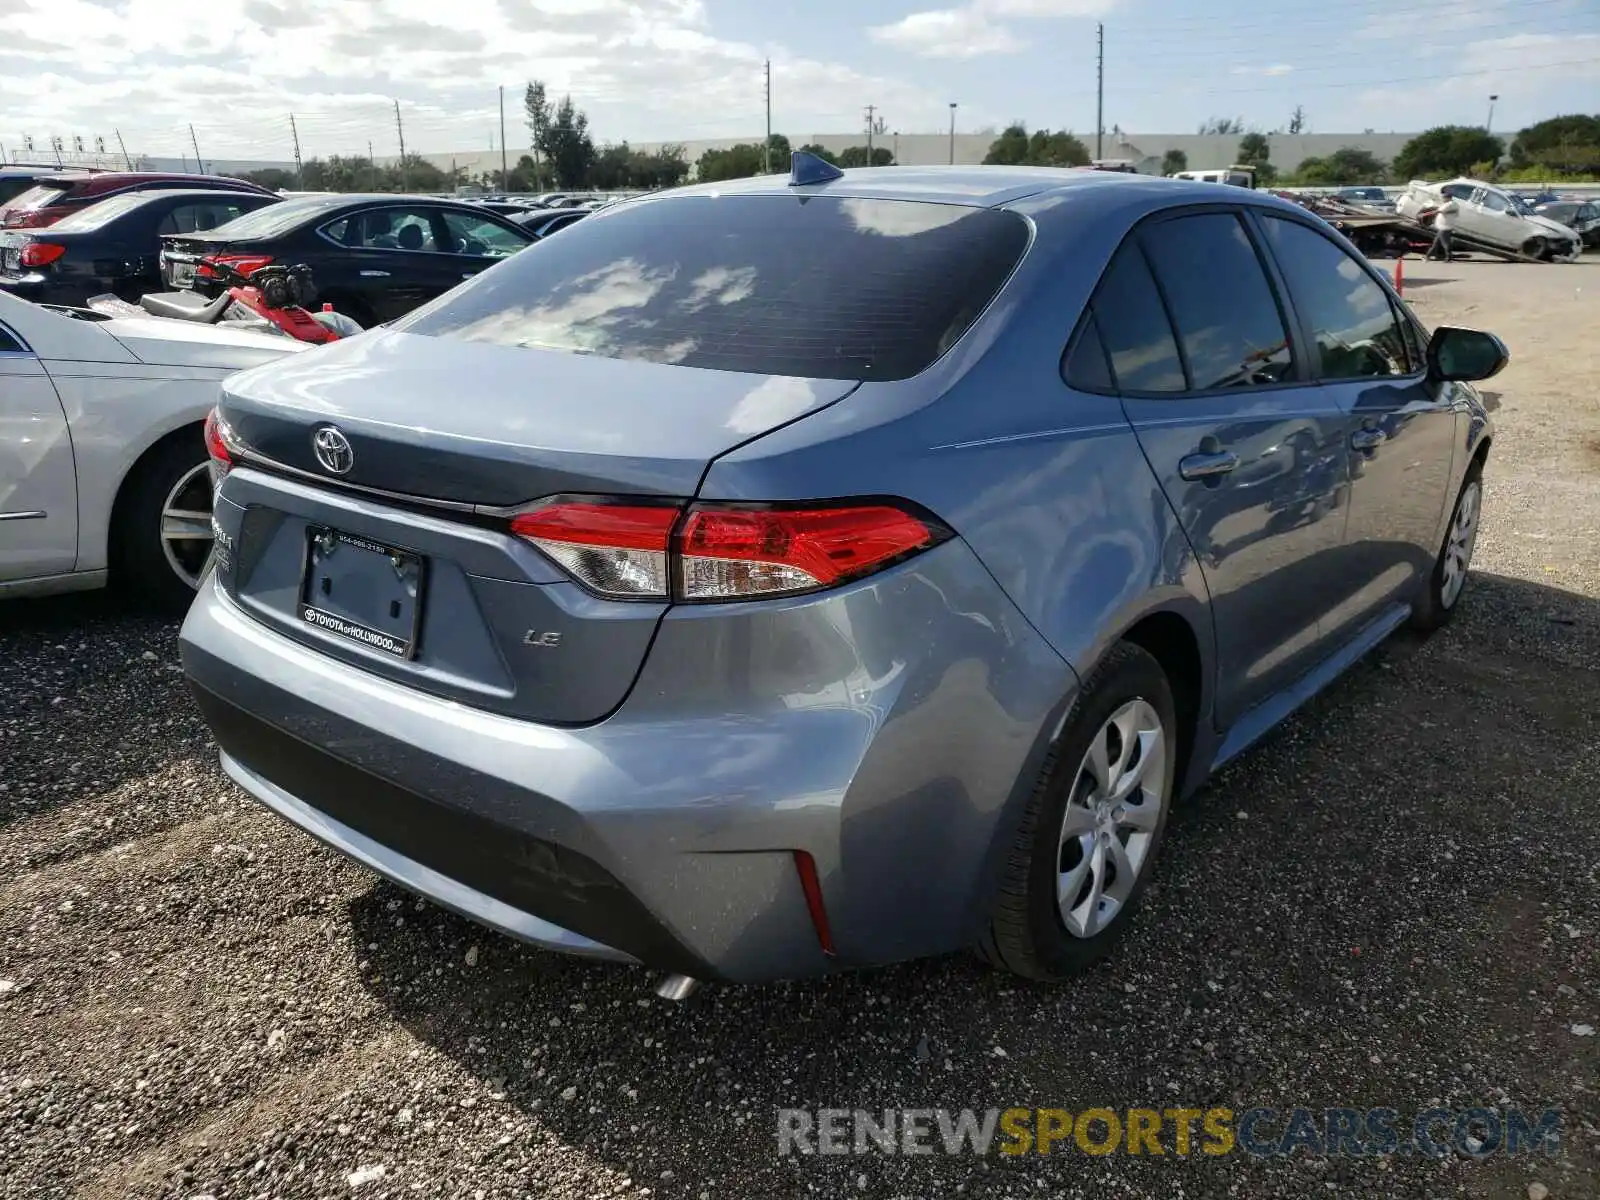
[181,160,1505,987]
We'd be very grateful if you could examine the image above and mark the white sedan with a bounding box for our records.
[1,290,305,606]
[1396,177,1582,260]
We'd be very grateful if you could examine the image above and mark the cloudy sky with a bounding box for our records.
[1,0,1596,162]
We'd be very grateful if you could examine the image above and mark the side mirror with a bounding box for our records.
[1426,326,1508,383]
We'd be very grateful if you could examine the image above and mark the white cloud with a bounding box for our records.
[0,0,941,158]
[868,0,1114,60]
[868,7,1023,58]
[1348,31,1600,130]
[1230,64,1294,77]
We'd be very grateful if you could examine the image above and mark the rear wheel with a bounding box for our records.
[1412,461,1483,632]
[978,642,1177,981]
[111,431,214,611]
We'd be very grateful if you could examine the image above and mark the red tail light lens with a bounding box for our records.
[203,407,247,489]
[511,498,947,602]
[792,851,836,957]
[198,254,274,279]
[678,504,939,600]
[510,502,678,598]
[19,242,65,268]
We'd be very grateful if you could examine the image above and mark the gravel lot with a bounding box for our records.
[3,259,1598,1200]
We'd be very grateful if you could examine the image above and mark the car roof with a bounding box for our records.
[648,165,1304,220]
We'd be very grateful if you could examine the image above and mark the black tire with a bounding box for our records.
[1522,237,1550,262]
[110,429,213,612]
[1411,459,1484,633]
[977,642,1178,982]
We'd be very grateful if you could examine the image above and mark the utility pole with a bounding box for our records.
[893,130,899,165]
[1486,93,1499,135]
[189,124,203,174]
[114,128,132,169]
[865,105,876,165]
[499,85,509,192]
[1096,23,1104,160]
[394,100,408,193]
[764,60,772,174]
[289,114,304,190]
[368,140,376,191]
[948,102,957,165]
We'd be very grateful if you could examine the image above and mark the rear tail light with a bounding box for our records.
[19,242,65,268]
[197,254,274,279]
[509,502,677,599]
[203,406,247,489]
[510,497,948,602]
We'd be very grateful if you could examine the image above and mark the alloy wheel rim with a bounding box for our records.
[1056,698,1168,940]
[1440,480,1480,609]
[160,463,215,591]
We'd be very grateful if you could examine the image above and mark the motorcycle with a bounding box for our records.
[86,263,363,344]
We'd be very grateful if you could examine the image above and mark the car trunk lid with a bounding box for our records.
[212,329,857,724]
[219,328,858,505]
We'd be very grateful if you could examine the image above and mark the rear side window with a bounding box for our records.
[163,201,260,235]
[402,195,1030,381]
[1088,243,1186,393]
[1260,216,1413,380]
[3,184,69,213]
[1141,213,1293,390]
[1062,314,1114,392]
[0,324,23,353]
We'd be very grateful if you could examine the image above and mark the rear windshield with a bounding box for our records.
[197,196,342,240]
[2,184,69,214]
[50,192,153,231]
[401,194,1031,381]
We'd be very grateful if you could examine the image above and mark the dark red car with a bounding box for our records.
[0,172,275,230]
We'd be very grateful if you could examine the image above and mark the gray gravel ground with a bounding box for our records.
[3,259,1598,1199]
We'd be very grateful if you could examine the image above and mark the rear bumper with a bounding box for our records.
[181,538,1074,983]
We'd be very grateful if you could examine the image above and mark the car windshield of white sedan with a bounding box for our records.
[401,195,1030,382]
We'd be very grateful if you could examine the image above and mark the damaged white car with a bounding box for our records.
[1396,177,1582,261]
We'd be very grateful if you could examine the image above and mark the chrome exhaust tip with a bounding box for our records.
[654,973,701,1001]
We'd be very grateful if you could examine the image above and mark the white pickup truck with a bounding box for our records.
[1396,177,1581,260]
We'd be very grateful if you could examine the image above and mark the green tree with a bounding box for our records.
[631,144,688,189]
[525,80,550,182]
[983,124,1088,167]
[301,155,382,192]
[1290,146,1385,185]
[383,153,446,193]
[695,142,766,182]
[1160,148,1188,175]
[1237,132,1270,169]
[765,133,792,171]
[241,167,296,191]
[837,145,895,168]
[1392,125,1504,180]
[983,123,1031,165]
[1509,114,1600,175]
[1288,105,1307,135]
[536,94,596,189]
[1198,116,1244,135]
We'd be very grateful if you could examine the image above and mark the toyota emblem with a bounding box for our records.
[312,425,354,475]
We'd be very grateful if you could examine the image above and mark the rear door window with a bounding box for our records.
[402,195,1030,381]
[162,200,260,235]
[1086,242,1186,393]
[437,209,529,257]
[1260,215,1414,379]
[1140,213,1293,390]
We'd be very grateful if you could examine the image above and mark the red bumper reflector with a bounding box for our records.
[793,850,836,957]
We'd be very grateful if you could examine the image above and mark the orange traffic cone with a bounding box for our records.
[1393,256,1405,297]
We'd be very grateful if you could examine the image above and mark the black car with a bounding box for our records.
[0,188,280,306]
[511,208,589,239]
[1533,199,1600,249]
[160,194,537,325]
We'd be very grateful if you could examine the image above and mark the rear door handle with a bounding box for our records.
[1350,428,1386,451]
[1178,451,1239,481]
